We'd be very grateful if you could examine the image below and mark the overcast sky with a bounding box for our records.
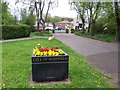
[49,0,77,18]
[7,0,77,19]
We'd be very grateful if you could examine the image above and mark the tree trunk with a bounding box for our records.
[80,16,85,34]
[114,2,120,42]
[91,20,95,36]
[82,23,85,34]
[37,22,39,32]
[43,23,45,32]
[88,22,91,33]
[116,25,120,42]
[88,6,92,33]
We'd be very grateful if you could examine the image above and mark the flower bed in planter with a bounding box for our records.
[32,44,69,82]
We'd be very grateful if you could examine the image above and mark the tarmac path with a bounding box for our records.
[54,34,119,86]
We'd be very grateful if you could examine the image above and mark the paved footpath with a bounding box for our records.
[53,33,119,86]
[0,36,48,43]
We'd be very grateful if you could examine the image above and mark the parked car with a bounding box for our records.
[55,27,62,30]
[45,26,53,30]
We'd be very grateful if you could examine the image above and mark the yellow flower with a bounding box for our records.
[58,49,64,55]
[55,52,59,56]
[33,48,38,55]
[43,51,48,56]
[35,51,41,56]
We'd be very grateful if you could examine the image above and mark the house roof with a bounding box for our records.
[57,20,71,24]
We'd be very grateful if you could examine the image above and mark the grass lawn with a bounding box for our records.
[30,31,52,37]
[74,31,115,42]
[2,38,115,88]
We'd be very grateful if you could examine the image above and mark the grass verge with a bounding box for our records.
[31,31,52,37]
[74,31,115,42]
[2,38,114,88]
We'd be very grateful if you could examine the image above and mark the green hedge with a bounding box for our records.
[2,24,30,39]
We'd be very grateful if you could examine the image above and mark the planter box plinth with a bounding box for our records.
[32,51,69,82]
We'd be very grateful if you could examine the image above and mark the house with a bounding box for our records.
[55,20,73,30]
[34,22,53,30]
[73,17,88,30]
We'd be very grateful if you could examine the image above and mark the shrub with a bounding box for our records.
[45,29,50,32]
[52,30,55,33]
[30,26,36,32]
[66,29,69,33]
[71,29,74,33]
[18,24,30,37]
[2,24,30,39]
[93,16,116,35]
[93,22,104,34]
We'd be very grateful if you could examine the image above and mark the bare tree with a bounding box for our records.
[30,0,58,32]
[16,0,58,32]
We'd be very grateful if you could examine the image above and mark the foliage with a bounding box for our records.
[48,16,73,23]
[28,11,36,32]
[18,24,31,37]
[20,9,28,24]
[70,2,87,32]
[74,31,115,42]
[91,2,116,35]
[2,24,30,39]
[20,8,36,32]
[30,31,52,37]
[1,2,15,25]
[2,39,114,88]
[53,16,62,23]
[66,29,69,33]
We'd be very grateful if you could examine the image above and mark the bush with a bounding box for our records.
[2,24,30,39]
[30,26,36,32]
[52,30,55,33]
[93,16,116,35]
[66,29,69,33]
[45,29,50,32]
[93,22,104,34]
[71,29,74,33]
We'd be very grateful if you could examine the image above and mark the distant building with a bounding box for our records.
[55,20,73,30]
[73,17,88,30]
[34,21,53,30]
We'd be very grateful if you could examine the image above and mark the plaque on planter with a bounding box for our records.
[32,44,69,82]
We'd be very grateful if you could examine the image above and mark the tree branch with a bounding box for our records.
[45,0,51,22]
[93,2,101,21]
[41,0,45,12]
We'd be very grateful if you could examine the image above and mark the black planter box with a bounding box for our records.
[32,50,69,82]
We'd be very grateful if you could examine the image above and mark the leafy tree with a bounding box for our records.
[20,9,28,24]
[1,2,15,25]
[28,10,36,31]
[70,0,101,35]
[65,17,73,22]
[46,14,54,23]
[53,16,62,23]
[70,1,87,33]
[86,2,101,35]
